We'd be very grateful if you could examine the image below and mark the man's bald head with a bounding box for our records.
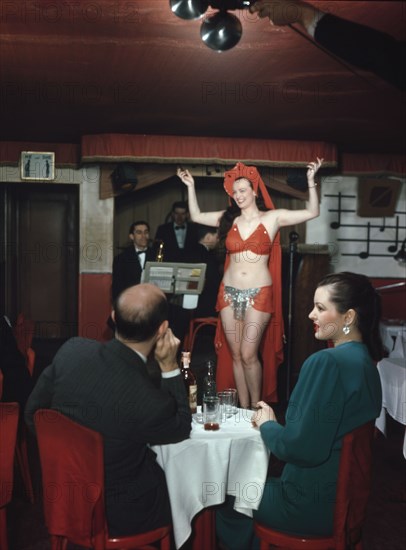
[113,284,168,342]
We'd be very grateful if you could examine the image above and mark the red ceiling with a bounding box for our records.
[0,1,405,155]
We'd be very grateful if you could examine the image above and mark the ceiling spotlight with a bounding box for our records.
[170,0,209,20]
[170,0,252,51]
[201,10,242,51]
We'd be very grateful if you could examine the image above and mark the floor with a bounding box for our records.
[6,335,406,550]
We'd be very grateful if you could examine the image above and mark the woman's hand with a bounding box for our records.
[251,401,276,428]
[307,157,323,180]
[177,168,195,187]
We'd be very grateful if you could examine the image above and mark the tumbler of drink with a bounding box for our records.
[223,388,238,414]
[217,391,233,420]
[203,396,220,431]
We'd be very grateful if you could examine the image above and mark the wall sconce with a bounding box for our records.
[170,0,252,51]
[394,239,406,265]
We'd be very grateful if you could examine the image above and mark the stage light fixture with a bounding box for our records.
[170,0,209,20]
[170,0,252,52]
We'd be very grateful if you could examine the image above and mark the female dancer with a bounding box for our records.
[216,272,383,548]
[177,158,322,408]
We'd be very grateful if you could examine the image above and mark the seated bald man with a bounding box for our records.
[25,283,192,537]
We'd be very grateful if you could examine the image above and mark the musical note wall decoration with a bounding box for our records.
[327,192,355,229]
[359,223,370,259]
[330,192,342,228]
[326,192,406,260]
[388,216,399,253]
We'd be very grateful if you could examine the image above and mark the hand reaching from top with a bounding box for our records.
[250,0,303,26]
[250,1,321,31]
[177,168,195,187]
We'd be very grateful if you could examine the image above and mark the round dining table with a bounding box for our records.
[152,407,270,549]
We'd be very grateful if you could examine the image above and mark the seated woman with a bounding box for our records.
[216,271,383,549]
[177,159,322,408]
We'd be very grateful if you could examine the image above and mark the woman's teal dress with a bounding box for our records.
[216,342,382,549]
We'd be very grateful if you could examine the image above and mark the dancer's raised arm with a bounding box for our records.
[274,157,322,228]
[177,168,225,226]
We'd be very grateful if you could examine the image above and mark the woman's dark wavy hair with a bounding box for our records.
[218,177,269,243]
[317,271,384,361]
[113,292,168,342]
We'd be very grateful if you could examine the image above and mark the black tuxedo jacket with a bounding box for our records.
[25,337,191,536]
[112,245,156,300]
[155,222,199,262]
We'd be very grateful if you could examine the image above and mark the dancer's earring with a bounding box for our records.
[343,324,351,336]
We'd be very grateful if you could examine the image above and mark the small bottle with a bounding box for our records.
[203,360,216,399]
[181,351,197,414]
[156,241,164,262]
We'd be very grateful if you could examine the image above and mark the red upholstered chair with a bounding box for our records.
[254,422,375,550]
[26,347,36,377]
[13,313,35,358]
[34,409,172,550]
[184,316,218,353]
[0,402,20,550]
[15,423,35,504]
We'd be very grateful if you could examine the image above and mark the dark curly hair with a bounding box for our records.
[218,177,270,244]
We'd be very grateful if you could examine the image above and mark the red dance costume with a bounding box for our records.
[215,164,284,403]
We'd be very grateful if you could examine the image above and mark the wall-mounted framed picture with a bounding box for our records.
[20,151,55,181]
[357,178,401,217]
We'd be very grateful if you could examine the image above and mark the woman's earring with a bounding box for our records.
[343,324,350,335]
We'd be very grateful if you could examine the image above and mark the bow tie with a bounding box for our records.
[136,250,146,255]
[175,225,185,230]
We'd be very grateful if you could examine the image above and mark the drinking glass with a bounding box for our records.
[203,396,220,430]
[223,388,238,414]
[217,391,233,419]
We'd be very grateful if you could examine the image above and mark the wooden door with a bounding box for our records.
[0,183,78,339]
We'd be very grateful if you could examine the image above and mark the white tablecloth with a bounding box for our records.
[375,357,406,458]
[152,408,269,549]
[379,320,406,355]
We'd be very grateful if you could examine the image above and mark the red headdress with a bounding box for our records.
[223,162,275,210]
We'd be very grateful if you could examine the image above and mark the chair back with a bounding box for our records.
[333,421,375,549]
[254,421,375,550]
[26,347,36,377]
[0,403,19,508]
[34,409,106,549]
[13,313,35,358]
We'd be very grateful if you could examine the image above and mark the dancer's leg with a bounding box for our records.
[240,308,271,407]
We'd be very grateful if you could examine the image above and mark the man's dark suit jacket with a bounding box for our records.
[155,222,199,262]
[112,245,156,301]
[24,337,191,536]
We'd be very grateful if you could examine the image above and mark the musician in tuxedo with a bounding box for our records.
[25,283,192,537]
[112,220,156,301]
[189,224,222,318]
[155,201,199,262]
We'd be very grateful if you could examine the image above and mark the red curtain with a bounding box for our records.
[81,133,338,167]
[342,153,405,177]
